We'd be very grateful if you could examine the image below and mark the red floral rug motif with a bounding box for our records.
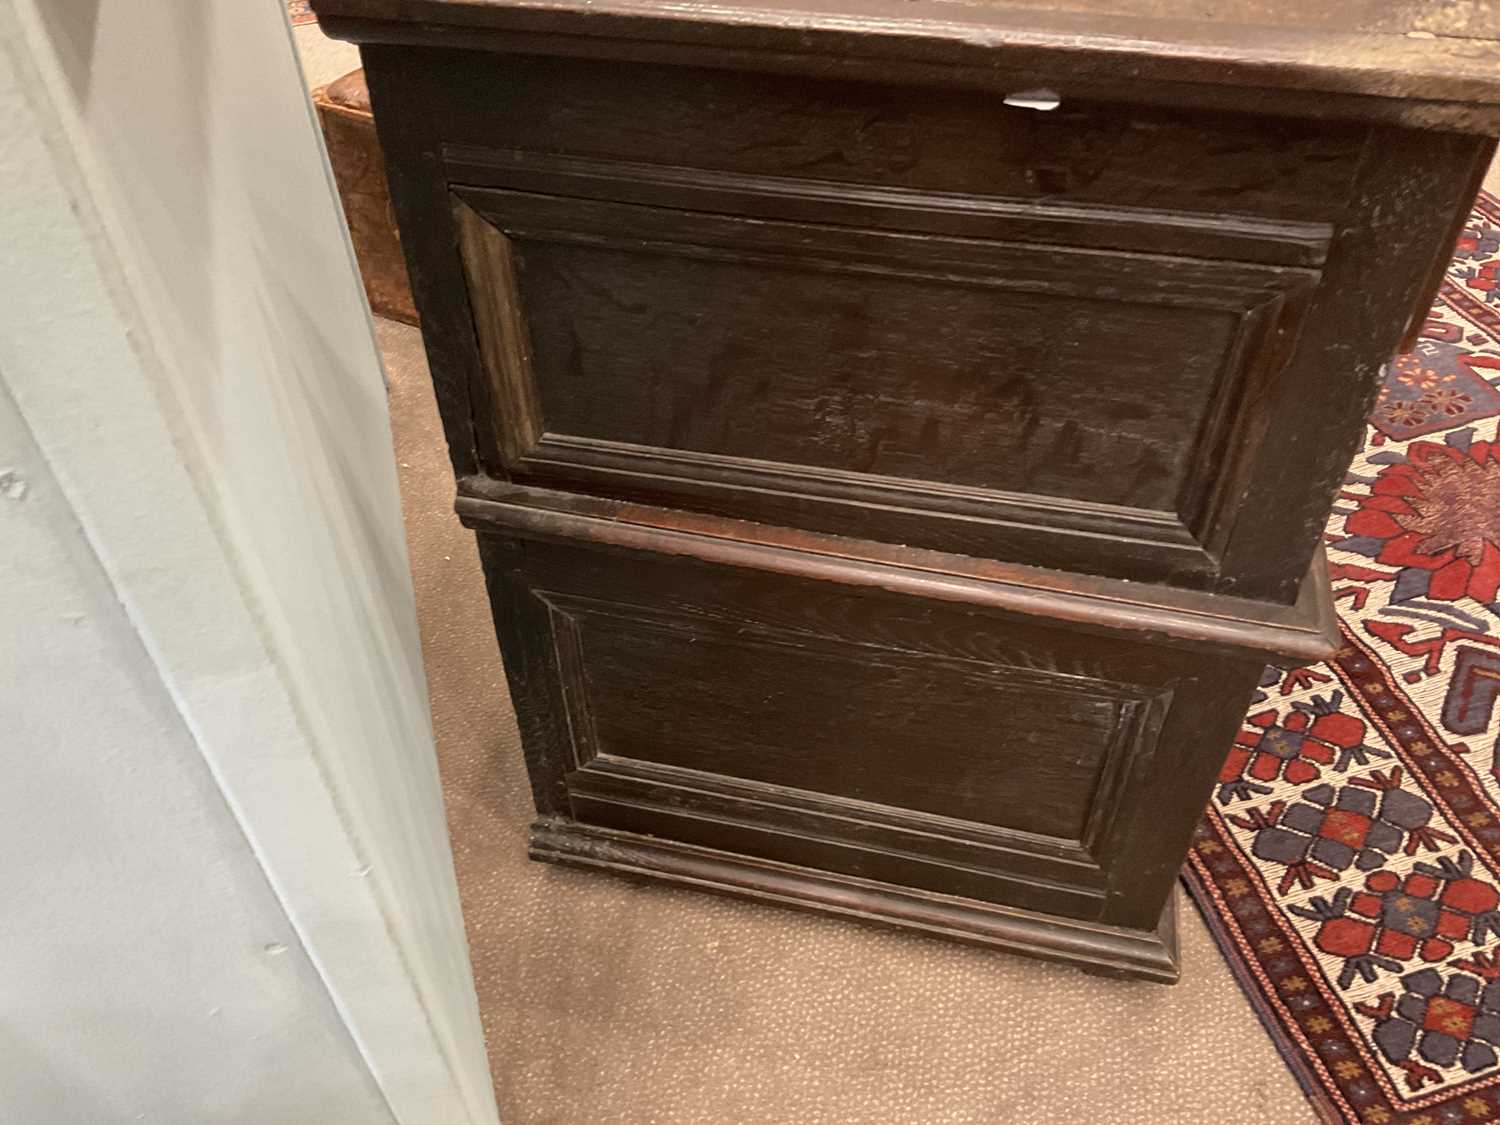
[1186,191,1500,1125]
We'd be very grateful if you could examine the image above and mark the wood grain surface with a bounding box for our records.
[313,0,1500,130]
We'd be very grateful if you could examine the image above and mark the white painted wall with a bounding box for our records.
[0,328,398,1125]
[0,2,497,1122]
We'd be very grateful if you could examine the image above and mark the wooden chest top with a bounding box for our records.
[315,0,1500,128]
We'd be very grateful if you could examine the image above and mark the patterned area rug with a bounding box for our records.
[289,1,316,26]
[1187,192,1500,1124]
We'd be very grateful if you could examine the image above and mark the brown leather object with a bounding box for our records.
[313,69,418,325]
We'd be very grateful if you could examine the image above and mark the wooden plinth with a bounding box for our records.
[530,818,1181,983]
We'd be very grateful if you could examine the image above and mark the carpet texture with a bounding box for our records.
[1186,192,1500,1125]
[380,310,1316,1124]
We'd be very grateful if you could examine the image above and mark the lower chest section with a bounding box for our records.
[483,530,1266,941]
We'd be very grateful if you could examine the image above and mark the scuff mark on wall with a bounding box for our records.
[0,467,29,500]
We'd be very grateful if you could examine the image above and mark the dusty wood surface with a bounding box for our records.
[314,0,1500,37]
[858,0,1499,37]
[313,0,1500,125]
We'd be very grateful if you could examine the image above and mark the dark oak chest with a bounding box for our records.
[314,0,1500,980]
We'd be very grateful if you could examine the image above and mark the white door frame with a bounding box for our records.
[0,2,498,1121]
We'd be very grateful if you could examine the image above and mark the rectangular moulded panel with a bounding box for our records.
[517,238,1241,513]
[453,185,1323,589]
[477,528,1267,931]
[559,599,1151,842]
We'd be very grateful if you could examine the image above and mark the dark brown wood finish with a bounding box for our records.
[450,180,1317,589]
[473,522,1269,933]
[421,54,1373,222]
[356,46,1490,599]
[315,0,1500,979]
[465,483,1318,974]
[454,483,1340,665]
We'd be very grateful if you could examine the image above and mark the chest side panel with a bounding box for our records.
[483,532,1263,928]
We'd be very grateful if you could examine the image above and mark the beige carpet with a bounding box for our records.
[378,317,1320,1124]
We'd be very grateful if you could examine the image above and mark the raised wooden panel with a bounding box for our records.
[520,238,1239,512]
[547,594,1164,844]
[454,183,1320,585]
[477,530,1266,929]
